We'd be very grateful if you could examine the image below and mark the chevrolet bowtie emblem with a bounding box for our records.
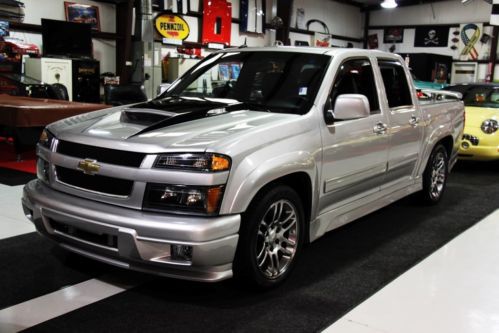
[77,159,101,175]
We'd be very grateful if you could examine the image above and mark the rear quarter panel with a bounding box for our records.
[416,100,465,175]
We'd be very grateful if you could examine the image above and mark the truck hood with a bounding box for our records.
[48,97,301,153]
[465,106,499,128]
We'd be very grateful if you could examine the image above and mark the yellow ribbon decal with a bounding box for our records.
[461,24,480,60]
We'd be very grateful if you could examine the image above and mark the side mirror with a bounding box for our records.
[324,97,335,124]
[333,94,371,121]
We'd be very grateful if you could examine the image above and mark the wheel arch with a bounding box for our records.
[243,172,314,243]
[419,134,454,175]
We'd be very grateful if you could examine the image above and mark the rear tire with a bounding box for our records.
[233,185,304,289]
[420,144,448,205]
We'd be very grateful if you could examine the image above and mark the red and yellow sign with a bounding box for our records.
[155,14,190,41]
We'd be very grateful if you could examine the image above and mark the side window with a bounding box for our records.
[331,58,379,113]
[378,60,413,108]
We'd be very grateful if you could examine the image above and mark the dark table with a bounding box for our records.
[0,94,109,159]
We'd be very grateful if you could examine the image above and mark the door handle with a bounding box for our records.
[409,115,420,127]
[373,122,388,135]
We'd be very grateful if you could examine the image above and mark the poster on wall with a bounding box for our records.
[368,34,379,49]
[433,63,449,83]
[295,8,305,29]
[383,27,403,43]
[414,27,449,47]
[64,2,100,31]
[458,23,488,61]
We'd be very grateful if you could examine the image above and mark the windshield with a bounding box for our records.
[446,85,499,108]
[164,51,330,114]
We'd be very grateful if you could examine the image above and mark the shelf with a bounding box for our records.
[9,22,121,41]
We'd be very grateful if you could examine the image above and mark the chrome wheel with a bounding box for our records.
[429,150,447,200]
[255,199,299,279]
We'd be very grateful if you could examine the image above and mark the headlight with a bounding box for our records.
[39,129,55,149]
[154,153,230,172]
[143,184,225,215]
[481,119,498,134]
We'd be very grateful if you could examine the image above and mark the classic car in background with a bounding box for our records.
[0,36,40,61]
[444,84,499,161]
[411,71,448,90]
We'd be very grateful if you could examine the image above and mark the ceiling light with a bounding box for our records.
[381,0,398,8]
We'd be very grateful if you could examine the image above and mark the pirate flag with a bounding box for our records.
[414,26,449,47]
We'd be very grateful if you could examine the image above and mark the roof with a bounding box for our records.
[218,46,401,59]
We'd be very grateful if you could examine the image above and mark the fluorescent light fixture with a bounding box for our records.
[381,0,398,8]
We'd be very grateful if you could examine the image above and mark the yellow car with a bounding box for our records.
[444,84,499,160]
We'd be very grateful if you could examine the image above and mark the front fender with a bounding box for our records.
[219,150,319,216]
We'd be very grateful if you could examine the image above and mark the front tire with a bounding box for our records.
[233,185,304,289]
[421,144,448,204]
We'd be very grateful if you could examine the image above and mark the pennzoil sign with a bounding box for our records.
[155,14,190,41]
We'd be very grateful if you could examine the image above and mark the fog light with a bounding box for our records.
[22,204,33,221]
[36,158,50,182]
[461,141,470,150]
[171,244,193,262]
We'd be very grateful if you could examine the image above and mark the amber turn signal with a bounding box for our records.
[211,155,230,172]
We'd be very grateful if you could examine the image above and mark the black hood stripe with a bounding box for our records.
[127,97,228,138]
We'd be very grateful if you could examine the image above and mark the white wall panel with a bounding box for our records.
[291,0,363,39]
[370,0,491,26]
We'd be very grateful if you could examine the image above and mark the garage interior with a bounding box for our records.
[0,0,498,332]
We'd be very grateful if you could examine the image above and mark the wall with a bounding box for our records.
[10,0,116,73]
[289,0,364,47]
[368,0,499,81]
[370,0,491,26]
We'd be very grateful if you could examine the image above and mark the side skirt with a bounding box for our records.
[309,181,423,242]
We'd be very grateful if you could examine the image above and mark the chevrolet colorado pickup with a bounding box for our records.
[22,47,464,288]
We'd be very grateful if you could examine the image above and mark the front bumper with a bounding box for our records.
[22,180,241,282]
[458,130,498,161]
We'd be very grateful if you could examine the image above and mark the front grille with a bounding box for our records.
[57,141,146,167]
[50,219,118,249]
[462,134,479,146]
[56,166,133,196]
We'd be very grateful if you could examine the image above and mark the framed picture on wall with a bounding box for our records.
[383,27,404,43]
[64,2,100,31]
[368,34,379,49]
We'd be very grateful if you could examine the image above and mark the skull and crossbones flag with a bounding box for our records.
[414,26,449,47]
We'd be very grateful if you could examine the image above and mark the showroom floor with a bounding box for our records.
[0,160,497,332]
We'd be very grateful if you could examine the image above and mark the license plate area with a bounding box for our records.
[49,219,118,250]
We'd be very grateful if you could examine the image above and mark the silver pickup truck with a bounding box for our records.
[22,47,464,288]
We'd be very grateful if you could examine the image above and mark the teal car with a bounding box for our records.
[411,72,448,90]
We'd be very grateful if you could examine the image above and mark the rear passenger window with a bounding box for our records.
[378,60,413,108]
[330,58,379,113]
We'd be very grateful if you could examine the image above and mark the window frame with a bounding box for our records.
[376,58,415,111]
[326,57,382,121]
